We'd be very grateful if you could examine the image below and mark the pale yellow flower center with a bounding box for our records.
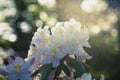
[58,28,63,34]
[73,37,79,43]
[45,35,50,43]
[54,41,59,45]
[32,48,37,53]
[38,31,43,35]
[52,49,57,55]
[14,64,21,71]
[69,24,75,29]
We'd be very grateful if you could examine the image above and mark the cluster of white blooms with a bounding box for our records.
[0,47,14,64]
[0,23,17,42]
[28,19,91,67]
[38,0,56,8]
[0,0,16,19]
[81,0,108,13]
[0,0,17,43]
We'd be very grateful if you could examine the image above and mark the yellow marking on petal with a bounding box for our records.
[14,64,21,72]
[32,48,37,51]
[52,49,57,55]
[73,37,79,43]
[58,28,63,34]
[38,31,43,35]
[45,35,50,43]
[69,24,75,29]
[54,41,59,45]
[32,48,37,53]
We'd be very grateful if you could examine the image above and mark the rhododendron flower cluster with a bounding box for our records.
[28,19,91,67]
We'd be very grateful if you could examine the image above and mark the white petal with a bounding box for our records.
[52,58,60,68]
[100,74,105,80]
[81,73,92,80]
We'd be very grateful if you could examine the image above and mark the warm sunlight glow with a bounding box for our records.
[111,29,118,37]
[28,4,37,12]
[8,34,17,42]
[38,0,56,8]
[20,22,32,33]
[39,12,48,21]
[81,0,108,13]
[90,25,101,34]
[107,12,118,23]
[46,17,56,26]
[35,20,43,27]
[0,58,3,65]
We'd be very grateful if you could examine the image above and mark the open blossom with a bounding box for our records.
[28,26,50,56]
[28,18,91,67]
[0,57,34,80]
[0,65,8,76]
[76,73,105,80]
[76,73,92,80]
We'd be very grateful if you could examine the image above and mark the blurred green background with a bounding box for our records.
[0,0,120,80]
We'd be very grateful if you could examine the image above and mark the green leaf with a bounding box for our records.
[55,67,62,77]
[0,76,8,80]
[0,76,4,80]
[40,64,53,80]
[84,63,95,73]
[55,57,70,77]
[55,62,70,77]
[66,57,86,77]
[61,63,70,76]
[31,65,44,77]
[74,71,81,78]
[83,63,97,78]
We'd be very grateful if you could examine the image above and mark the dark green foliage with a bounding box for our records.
[40,64,53,80]
[66,56,86,78]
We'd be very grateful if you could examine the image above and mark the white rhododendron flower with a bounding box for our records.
[28,18,91,67]
[76,73,105,80]
[76,73,92,80]
[100,75,105,80]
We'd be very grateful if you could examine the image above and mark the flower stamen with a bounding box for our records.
[14,64,21,72]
